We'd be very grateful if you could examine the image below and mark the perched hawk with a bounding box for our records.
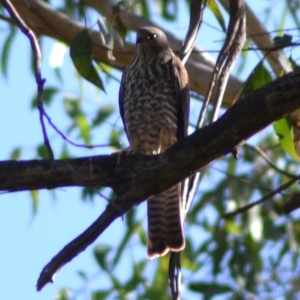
[119,27,190,258]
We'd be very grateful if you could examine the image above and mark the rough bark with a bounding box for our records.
[1,69,300,203]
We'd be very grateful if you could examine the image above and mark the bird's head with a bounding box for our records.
[136,27,172,59]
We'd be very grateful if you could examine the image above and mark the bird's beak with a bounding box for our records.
[136,34,142,44]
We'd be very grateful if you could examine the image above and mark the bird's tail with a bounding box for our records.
[147,183,185,259]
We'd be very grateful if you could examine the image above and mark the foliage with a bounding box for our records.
[1,0,300,299]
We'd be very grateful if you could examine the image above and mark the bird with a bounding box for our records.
[119,26,190,258]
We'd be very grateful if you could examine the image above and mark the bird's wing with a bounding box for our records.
[118,70,129,140]
[171,56,190,141]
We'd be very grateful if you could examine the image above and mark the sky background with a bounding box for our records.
[0,1,298,300]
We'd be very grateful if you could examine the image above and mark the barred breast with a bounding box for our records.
[122,56,178,154]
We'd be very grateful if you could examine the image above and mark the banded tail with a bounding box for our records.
[147,183,185,258]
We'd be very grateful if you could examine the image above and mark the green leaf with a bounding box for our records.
[92,104,115,127]
[189,282,232,299]
[225,219,243,235]
[289,56,299,70]
[77,270,88,281]
[124,260,147,292]
[37,144,49,159]
[243,60,273,96]
[30,190,39,215]
[31,87,59,109]
[109,128,124,150]
[140,0,150,18]
[93,245,111,269]
[55,288,70,300]
[63,96,81,118]
[10,147,21,160]
[160,0,177,21]
[208,0,226,32]
[70,29,105,92]
[1,25,17,77]
[273,117,299,161]
[76,114,91,144]
[212,229,228,275]
[59,144,70,159]
[92,290,112,300]
[113,223,140,267]
[112,3,127,39]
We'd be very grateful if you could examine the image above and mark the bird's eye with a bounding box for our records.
[147,33,157,40]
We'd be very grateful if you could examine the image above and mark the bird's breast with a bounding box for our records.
[123,58,179,153]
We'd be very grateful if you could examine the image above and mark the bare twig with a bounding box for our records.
[19,68,300,290]
[36,197,142,290]
[0,12,15,24]
[180,0,209,65]
[185,0,246,243]
[42,110,120,149]
[1,0,54,159]
[223,176,299,219]
[198,0,246,127]
[244,144,298,179]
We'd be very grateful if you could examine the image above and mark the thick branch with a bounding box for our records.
[1,70,300,199]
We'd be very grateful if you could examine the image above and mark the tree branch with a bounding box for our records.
[10,0,242,106]
[0,67,295,290]
[1,69,300,197]
[32,68,300,290]
[220,0,292,75]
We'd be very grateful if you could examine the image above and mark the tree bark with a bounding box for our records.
[1,69,300,203]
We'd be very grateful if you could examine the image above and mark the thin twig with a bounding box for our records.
[1,0,54,159]
[0,13,15,24]
[186,0,246,222]
[244,144,298,179]
[43,110,121,149]
[223,176,299,219]
[211,165,274,193]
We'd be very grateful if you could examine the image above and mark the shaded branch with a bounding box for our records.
[10,0,242,106]
[0,68,295,290]
[1,69,300,196]
[33,68,300,290]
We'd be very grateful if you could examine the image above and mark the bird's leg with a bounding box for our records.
[115,137,142,164]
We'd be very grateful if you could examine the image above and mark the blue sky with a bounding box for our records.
[0,1,299,300]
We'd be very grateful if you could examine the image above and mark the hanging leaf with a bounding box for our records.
[112,3,127,40]
[70,29,106,92]
[160,0,177,21]
[10,147,22,160]
[31,86,59,108]
[243,60,273,96]
[273,117,300,161]
[30,190,39,215]
[207,0,226,32]
[1,25,17,77]
[93,245,111,269]
[92,104,115,127]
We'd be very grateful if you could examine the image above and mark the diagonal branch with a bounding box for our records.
[0,68,298,290]
[0,69,300,196]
